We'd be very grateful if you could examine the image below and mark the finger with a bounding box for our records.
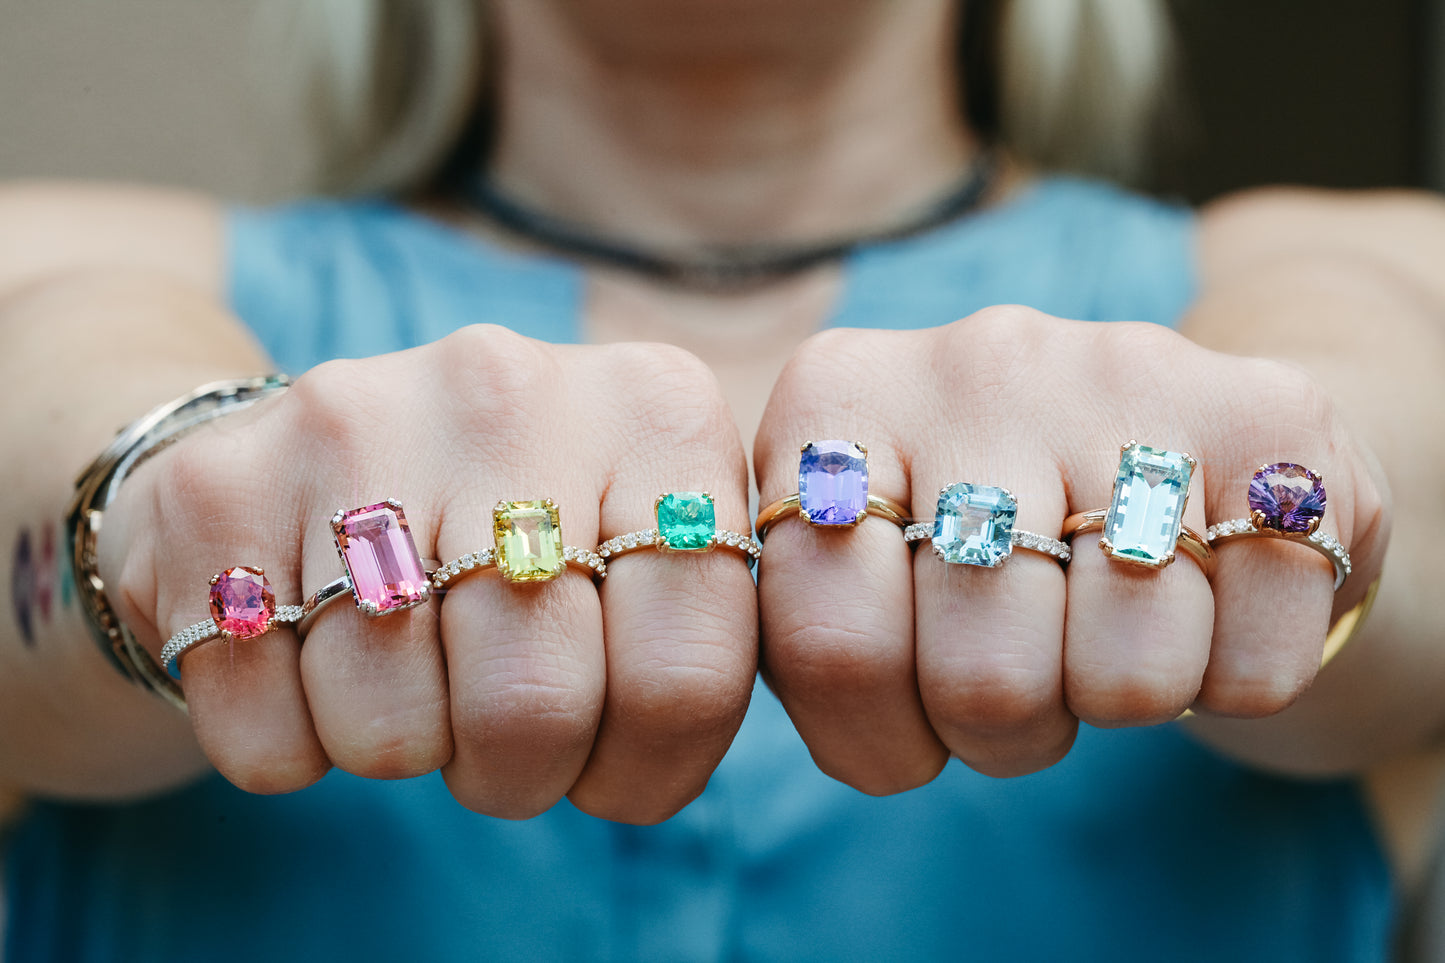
[1196,450,1345,717]
[756,336,947,794]
[566,351,758,824]
[572,489,757,824]
[1064,440,1215,726]
[145,435,329,794]
[436,487,605,820]
[911,464,1076,778]
[297,496,452,781]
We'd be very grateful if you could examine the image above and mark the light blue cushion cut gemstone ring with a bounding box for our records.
[905,483,1070,567]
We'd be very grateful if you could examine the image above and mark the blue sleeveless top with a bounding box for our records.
[5,179,1394,962]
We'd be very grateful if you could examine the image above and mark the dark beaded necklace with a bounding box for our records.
[461,150,997,289]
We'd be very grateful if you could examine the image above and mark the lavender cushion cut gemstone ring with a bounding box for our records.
[1248,463,1326,534]
[799,440,869,525]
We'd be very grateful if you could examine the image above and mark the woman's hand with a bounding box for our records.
[753,306,1388,792]
[99,324,758,823]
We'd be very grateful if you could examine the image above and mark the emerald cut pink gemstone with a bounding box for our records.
[333,501,429,615]
[209,566,275,639]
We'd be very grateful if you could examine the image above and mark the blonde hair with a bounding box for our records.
[998,0,1174,184]
[260,0,1174,195]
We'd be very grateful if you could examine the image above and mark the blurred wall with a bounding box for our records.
[0,0,309,201]
[0,1,1438,204]
[1157,0,1425,201]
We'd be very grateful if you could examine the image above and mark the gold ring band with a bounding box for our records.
[755,492,910,543]
[1061,509,1216,579]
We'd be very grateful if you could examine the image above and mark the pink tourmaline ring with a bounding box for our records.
[1205,463,1351,590]
[296,499,435,637]
[160,566,304,674]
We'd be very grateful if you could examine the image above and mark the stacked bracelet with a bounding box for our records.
[67,374,292,712]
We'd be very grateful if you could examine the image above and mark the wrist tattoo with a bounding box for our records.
[9,522,62,649]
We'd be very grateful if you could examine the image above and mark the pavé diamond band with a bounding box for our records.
[756,441,908,542]
[161,566,304,673]
[904,483,1069,566]
[1206,463,1350,590]
[598,492,761,565]
[431,498,607,589]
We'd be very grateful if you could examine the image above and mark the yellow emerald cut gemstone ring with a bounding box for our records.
[430,498,608,590]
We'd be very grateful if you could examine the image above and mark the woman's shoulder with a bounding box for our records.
[0,179,223,299]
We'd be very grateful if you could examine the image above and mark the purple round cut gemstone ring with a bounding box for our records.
[754,441,909,543]
[1206,463,1350,590]
[1249,462,1327,534]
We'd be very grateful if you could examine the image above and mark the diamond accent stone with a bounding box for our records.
[1103,443,1195,567]
[1249,463,1326,534]
[333,501,430,614]
[934,484,1016,566]
[656,492,716,551]
[494,499,565,582]
[799,440,868,525]
[208,566,275,639]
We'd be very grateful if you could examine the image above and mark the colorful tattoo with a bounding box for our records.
[58,522,75,611]
[9,522,64,648]
[10,528,34,647]
[38,523,55,621]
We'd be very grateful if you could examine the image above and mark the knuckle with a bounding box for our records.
[953,303,1052,346]
[282,357,378,443]
[1199,664,1312,719]
[922,659,1059,736]
[1100,317,1183,356]
[433,324,557,427]
[324,711,452,781]
[954,727,1076,780]
[610,654,751,744]
[826,757,946,798]
[1089,320,1192,388]
[571,790,699,827]
[933,307,1073,410]
[1067,665,1196,726]
[600,342,735,448]
[1236,358,1334,435]
[444,775,559,822]
[775,327,899,398]
[153,428,256,524]
[449,663,598,758]
[766,619,905,705]
[207,749,328,796]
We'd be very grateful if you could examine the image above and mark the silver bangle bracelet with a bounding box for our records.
[67,374,293,711]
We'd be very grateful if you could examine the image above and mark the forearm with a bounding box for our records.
[1180,245,1445,774]
[0,269,270,797]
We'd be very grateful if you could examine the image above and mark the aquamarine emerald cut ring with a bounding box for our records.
[904,483,1069,567]
[1061,441,1216,578]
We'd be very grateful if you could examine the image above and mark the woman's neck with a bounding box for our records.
[486,0,977,248]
